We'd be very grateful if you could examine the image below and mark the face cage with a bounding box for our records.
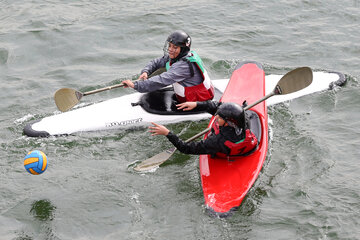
[163,40,186,56]
[215,114,243,135]
[163,41,170,56]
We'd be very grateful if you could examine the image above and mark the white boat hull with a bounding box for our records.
[23,71,345,137]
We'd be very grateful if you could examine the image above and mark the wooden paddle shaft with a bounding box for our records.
[184,127,211,143]
[83,79,143,96]
[83,83,126,96]
[84,68,166,96]
[244,91,275,111]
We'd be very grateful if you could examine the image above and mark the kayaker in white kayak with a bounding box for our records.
[122,30,215,103]
[149,101,258,158]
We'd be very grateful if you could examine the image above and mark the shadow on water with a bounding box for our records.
[8,199,58,240]
[29,199,56,222]
[0,48,9,64]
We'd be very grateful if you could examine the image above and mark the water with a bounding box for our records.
[1,0,360,239]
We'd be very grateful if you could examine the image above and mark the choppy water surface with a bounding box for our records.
[1,1,359,239]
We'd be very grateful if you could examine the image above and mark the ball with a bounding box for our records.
[24,150,48,175]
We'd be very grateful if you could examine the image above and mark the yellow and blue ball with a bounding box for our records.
[24,150,47,175]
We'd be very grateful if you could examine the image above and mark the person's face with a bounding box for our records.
[168,42,181,59]
[215,115,226,126]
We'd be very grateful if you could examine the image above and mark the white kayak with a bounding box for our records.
[23,71,345,137]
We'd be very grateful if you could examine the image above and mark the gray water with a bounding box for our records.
[1,1,360,239]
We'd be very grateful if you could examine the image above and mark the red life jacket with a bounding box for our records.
[166,51,214,103]
[174,80,215,103]
[210,121,258,159]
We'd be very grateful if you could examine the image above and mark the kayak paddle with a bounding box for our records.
[133,127,212,172]
[134,66,313,172]
[54,68,167,112]
[54,82,131,112]
[243,66,313,110]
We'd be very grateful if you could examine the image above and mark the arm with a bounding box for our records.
[166,131,227,155]
[122,56,169,88]
[176,100,221,115]
[149,122,228,155]
[141,55,169,77]
[134,61,192,92]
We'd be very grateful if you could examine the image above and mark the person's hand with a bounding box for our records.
[149,122,170,136]
[121,80,134,88]
[139,72,148,80]
[176,102,197,111]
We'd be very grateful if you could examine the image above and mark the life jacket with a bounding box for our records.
[166,51,214,103]
[210,120,258,159]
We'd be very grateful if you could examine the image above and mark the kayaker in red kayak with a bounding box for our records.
[122,30,214,103]
[149,101,258,157]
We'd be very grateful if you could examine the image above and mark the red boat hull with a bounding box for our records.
[199,61,268,215]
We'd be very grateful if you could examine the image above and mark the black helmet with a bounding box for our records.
[216,102,246,130]
[167,30,191,50]
[163,30,191,60]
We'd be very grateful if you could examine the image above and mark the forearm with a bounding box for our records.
[166,132,220,155]
[134,77,168,92]
[141,56,168,75]
[195,101,221,115]
[134,67,187,92]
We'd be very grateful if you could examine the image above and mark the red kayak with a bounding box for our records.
[199,61,268,216]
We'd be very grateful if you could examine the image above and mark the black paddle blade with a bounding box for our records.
[275,67,313,95]
[54,88,83,112]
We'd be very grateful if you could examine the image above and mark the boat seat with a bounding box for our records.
[229,110,262,158]
[247,110,262,144]
[137,88,222,115]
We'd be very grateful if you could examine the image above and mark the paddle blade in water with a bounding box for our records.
[276,67,313,95]
[54,88,83,112]
[134,147,176,172]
